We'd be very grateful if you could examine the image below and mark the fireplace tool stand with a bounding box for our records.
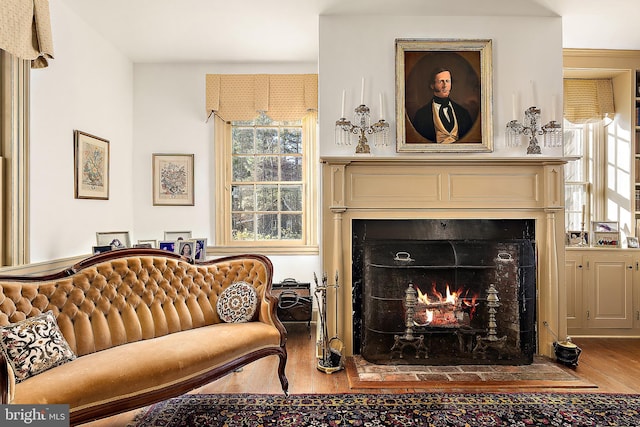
[314,272,344,373]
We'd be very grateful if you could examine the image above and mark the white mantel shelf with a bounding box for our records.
[320,156,576,165]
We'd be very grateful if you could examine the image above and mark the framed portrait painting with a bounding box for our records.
[395,39,493,153]
[152,154,194,206]
[74,130,110,199]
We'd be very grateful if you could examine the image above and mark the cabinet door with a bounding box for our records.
[565,252,584,329]
[585,253,634,329]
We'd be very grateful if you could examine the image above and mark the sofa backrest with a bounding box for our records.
[0,252,272,356]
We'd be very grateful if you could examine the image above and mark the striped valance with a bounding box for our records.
[206,74,318,121]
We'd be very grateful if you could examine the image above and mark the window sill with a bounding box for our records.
[206,245,319,256]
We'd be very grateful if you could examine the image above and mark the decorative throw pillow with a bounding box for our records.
[216,281,258,323]
[0,311,76,383]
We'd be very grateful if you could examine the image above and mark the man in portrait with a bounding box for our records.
[411,67,474,143]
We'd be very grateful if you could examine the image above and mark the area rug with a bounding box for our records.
[346,355,597,390]
[129,392,640,426]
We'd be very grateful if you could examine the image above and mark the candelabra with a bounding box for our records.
[506,106,562,154]
[335,104,389,154]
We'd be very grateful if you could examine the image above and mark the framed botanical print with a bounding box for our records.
[74,130,110,199]
[395,38,493,153]
[152,154,194,206]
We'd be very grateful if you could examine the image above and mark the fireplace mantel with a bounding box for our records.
[320,156,569,359]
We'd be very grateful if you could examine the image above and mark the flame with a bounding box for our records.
[414,282,479,326]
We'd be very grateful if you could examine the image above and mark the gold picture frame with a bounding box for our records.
[152,154,194,206]
[74,130,110,199]
[395,38,493,153]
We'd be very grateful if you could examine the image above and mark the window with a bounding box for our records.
[231,115,304,241]
[214,112,318,254]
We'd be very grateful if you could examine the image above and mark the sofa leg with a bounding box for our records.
[278,351,289,396]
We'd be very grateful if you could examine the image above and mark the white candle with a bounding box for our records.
[530,80,536,107]
[581,204,586,224]
[512,92,517,120]
[551,95,557,121]
[341,89,345,118]
[360,77,365,105]
[379,93,384,119]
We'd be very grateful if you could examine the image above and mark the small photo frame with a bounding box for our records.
[176,239,196,261]
[153,154,194,206]
[566,231,588,247]
[164,231,192,241]
[193,237,207,261]
[158,240,176,252]
[627,236,639,248]
[74,130,110,200]
[133,243,153,249]
[136,239,157,248]
[395,38,493,153]
[92,245,112,255]
[592,221,619,232]
[593,232,620,247]
[96,231,130,249]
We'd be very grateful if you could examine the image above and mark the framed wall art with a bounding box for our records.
[74,130,110,199]
[152,154,194,206]
[395,38,493,153]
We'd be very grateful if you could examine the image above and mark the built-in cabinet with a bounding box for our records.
[566,248,640,336]
[636,71,640,235]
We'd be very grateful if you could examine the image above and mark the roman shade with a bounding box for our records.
[563,79,615,123]
[0,0,54,68]
[206,74,318,121]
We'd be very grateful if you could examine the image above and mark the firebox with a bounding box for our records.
[353,219,536,365]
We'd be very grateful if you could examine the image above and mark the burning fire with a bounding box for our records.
[414,282,479,327]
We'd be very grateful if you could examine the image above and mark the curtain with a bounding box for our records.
[563,79,615,123]
[0,0,54,68]
[206,74,318,121]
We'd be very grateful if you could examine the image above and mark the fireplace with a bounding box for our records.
[354,219,536,365]
[320,157,567,360]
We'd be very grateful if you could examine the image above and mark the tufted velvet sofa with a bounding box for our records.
[0,249,288,426]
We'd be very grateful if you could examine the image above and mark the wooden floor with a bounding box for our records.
[83,323,640,426]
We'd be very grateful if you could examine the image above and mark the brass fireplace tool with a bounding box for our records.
[314,272,344,373]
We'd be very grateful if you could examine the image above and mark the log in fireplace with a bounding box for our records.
[354,219,536,365]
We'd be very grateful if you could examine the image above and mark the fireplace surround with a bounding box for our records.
[320,157,568,360]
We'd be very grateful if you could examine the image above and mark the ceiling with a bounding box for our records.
[58,0,640,63]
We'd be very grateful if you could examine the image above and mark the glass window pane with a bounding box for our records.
[232,128,254,154]
[256,156,278,181]
[256,185,278,211]
[232,213,255,240]
[256,128,279,154]
[281,156,302,181]
[257,214,278,240]
[281,185,302,211]
[281,214,302,240]
[232,156,254,182]
[232,185,254,211]
[282,128,302,153]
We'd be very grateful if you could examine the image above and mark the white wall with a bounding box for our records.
[26,9,565,285]
[132,62,321,284]
[29,1,134,262]
[319,15,564,157]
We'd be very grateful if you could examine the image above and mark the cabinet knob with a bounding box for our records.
[578,264,583,269]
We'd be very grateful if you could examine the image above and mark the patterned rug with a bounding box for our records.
[129,392,640,426]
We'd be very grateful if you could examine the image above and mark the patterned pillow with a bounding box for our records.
[0,311,76,383]
[216,281,259,323]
